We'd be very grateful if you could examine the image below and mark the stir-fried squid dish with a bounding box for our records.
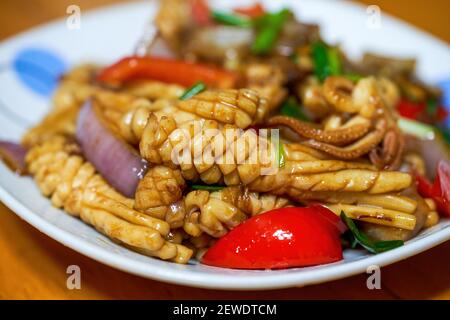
[2,0,450,269]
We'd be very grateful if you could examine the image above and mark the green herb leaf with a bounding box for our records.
[441,129,450,145]
[340,211,404,254]
[277,142,285,168]
[180,82,207,100]
[426,98,438,117]
[311,41,329,82]
[280,96,310,121]
[211,11,253,27]
[190,184,224,192]
[373,240,404,253]
[327,47,342,75]
[345,73,363,83]
[311,41,342,82]
[251,9,289,55]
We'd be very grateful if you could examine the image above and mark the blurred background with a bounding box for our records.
[0,0,449,300]
[0,0,449,43]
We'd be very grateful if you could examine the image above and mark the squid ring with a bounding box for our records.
[322,76,359,113]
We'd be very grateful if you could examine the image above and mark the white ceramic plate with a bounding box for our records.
[0,0,449,290]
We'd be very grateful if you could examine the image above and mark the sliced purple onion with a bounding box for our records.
[135,26,176,59]
[147,34,176,59]
[76,100,148,197]
[405,134,450,179]
[0,141,27,175]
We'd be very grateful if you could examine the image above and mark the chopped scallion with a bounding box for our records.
[311,41,342,82]
[190,184,224,192]
[280,96,310,121]
[180,81,207,100]
[211,11,253,27]
[327,47,342,75]
[426,98,438,117]
[251,9,289,55]
[345,73,363,83]
[278,142,285,168]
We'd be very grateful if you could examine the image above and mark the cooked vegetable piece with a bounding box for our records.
[426,99,439,117]
[416,161,450,217]
[211,11,253,27]
[345,73,363,83]
[397,99,426,120]
[252,9,289,55]
[190,184,225,191]
[311,41,342,82]
[191,0,213,26]
[398,117,436,140]
[76,100,148,198]
[0,141,27,175]
[180,81,207,100]
[327,47,342,75]
[233,3,265,18]
[280,96,310,121]
[97,56,237,88]
[202,206,345,269]
[277,142,285,168]
[340,211,404,253]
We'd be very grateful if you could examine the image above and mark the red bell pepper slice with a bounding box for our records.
[233,3,266,18]
[436,105,449,122]
[190,0,213,26]
[397,98,426,120]
[202,205,345,270]
[97,56,238,88]
[416,160,450,218]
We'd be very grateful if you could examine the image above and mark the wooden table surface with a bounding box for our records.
[0,0,449,300]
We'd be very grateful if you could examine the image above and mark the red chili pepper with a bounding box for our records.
[416,161,450,218]
[202,205,345,270]
[436,105,449,122]
[397,99,426,120]
[190,0,213,26]
[97,56,237,88]
[233,3,266,18]
[416,174,434,197]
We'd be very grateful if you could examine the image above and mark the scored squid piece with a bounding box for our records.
[183,187,291,238]
[80,206,166,251]
[134,165,187,228]
[134,167,290,238]
[177,88,269,128]
[119,98,200,145]
[116,88,269,146]
[249,167,412,199]
[295,191,418,213]
[79,175,192,262]
[135,113,413,197]
[25,136,193,264]
[243,62,288,112]
[359,189,431,242]
[82,175,171,236]
[123,80,185,100]
[21,105,80,148]
[323,203,416,230]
